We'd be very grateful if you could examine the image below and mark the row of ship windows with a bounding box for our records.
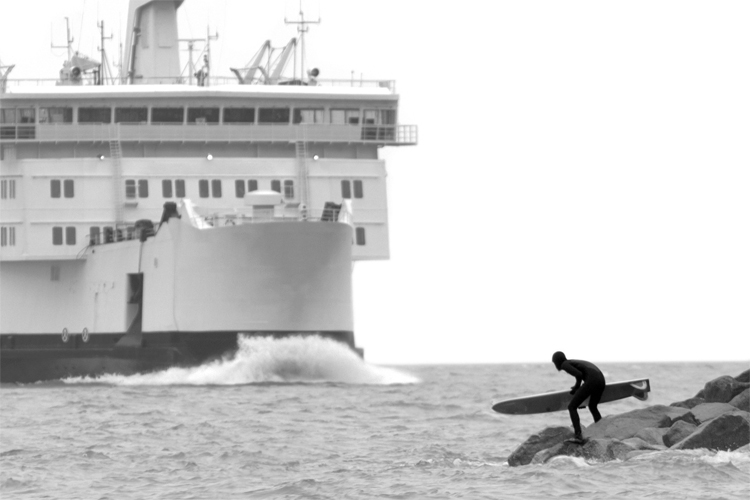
[43,179,365,200]
[0,107,396,126]
[0,224,368,248]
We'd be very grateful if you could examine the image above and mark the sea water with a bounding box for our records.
[1,336,747,499]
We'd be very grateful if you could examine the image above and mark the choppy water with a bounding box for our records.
[1,337,748,499]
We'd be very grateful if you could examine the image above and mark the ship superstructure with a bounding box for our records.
[0,0,416,383]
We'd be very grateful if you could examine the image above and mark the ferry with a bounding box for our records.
[0,0,416,383]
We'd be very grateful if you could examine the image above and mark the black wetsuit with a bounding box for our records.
[560,359,606,437]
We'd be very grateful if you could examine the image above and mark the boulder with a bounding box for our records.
[672,412,750,451]
[689,402,738,424]
[703,376,750,403]
[531,438,610,464]
[622,437,666,451]
[507,426,573,467]
[607,440,638,460]
[670,397,705,409]
[585,405,690,440]
[735,369,750,383]
[634,427,669,446]
[663,420,697,447]
[729,388,750,411]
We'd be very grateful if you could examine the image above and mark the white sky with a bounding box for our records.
[1,1,748,364]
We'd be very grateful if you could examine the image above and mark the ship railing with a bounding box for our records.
[1,123,418,145]
[185,207,386,228]
[3,76,396,93]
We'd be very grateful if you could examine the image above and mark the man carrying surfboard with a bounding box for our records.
[552,351,606,445]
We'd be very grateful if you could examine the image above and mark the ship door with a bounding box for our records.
[126,273,144,334]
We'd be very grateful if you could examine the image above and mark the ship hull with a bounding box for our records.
[0,216,358,383]
[0,330,355,383]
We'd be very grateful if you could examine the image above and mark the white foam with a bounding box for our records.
[63,335,420,386]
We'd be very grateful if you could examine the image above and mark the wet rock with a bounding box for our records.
[672,412,750,452]
[622,437,667,451]
[670,397,705,409]
[531,438,609,464]
[625,450,658,460]
[634,427,669,446]
[735,369,750,383]
[507,426,573,467]
[689,402,737,424]
[703,376,750,403]
[729,388,749,411]
[585,405,690,440]
[606,440,637,460]
[663,420,697,447]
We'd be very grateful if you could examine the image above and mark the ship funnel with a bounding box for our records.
[124,0,184,84]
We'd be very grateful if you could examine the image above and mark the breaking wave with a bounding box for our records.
[64,335,419,386]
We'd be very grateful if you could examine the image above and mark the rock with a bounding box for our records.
[663,420,698,447]
[607,440,637,460]
[670,397,705,409]
[694,388,705,398]
[622,437,666,451]
[507,426,573,467]
[729,388,750,411]
[689,402,738,424]
[672,412,750,451]
[735,369,750,383]
[585,405,690,440]
[634,427,669,446]
[703,376,750,403]
[531,438,611,464]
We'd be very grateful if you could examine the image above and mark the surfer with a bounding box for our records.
[552,351,606,445]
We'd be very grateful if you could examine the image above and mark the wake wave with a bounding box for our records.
[64,335,419,386]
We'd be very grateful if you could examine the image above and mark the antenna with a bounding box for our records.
[285,0,320,81]
[97,20,114,85]
[51,17,75,60]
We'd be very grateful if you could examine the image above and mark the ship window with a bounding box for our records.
[293,109,324,124]
[259,108,290,124]
[271,180,281,193]
[380,109,396,125]
[52,226,63,245]
[330,109,360,125]
[50,180,61,198]
[0,226,14,247]
[283,180,294,199]
[364,110,377,125]
[78,107,112,124]
[138,180,149,198]
[341,180,351,199]
[103,226,114,243]
[66,227,76,245]
[223,107,255,124]
[235,180,245,198]
[162,180,173,198]
[0,179,9,199]
[63,179,74,198]
[353,180,363,199]
[175,179,185,198]
[199,180,209,198]
[0,109,16,123]
[39,107,73,124]
[18,108,35,124]
[211,180,222,198]
[89,226,100,245]
[187,107,219,124]
[248,179,258,192]
[151,107,184,124]
[115,107,148,123]
[125,180,136,199]
[355,227,366,246]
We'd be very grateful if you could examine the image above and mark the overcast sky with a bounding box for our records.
[1,1,748,365]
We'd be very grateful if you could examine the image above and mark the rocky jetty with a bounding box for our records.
[507,369,750,466]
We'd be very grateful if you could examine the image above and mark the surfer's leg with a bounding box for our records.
[568,387,590,438]
[588,379,605,422]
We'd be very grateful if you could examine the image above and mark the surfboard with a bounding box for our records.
[491,378,650,415]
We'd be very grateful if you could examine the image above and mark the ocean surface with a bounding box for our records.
[1,336,748,499]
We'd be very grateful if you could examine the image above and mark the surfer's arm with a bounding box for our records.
[561,361,583,392]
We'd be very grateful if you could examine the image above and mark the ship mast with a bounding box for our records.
[284,1,320,81]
